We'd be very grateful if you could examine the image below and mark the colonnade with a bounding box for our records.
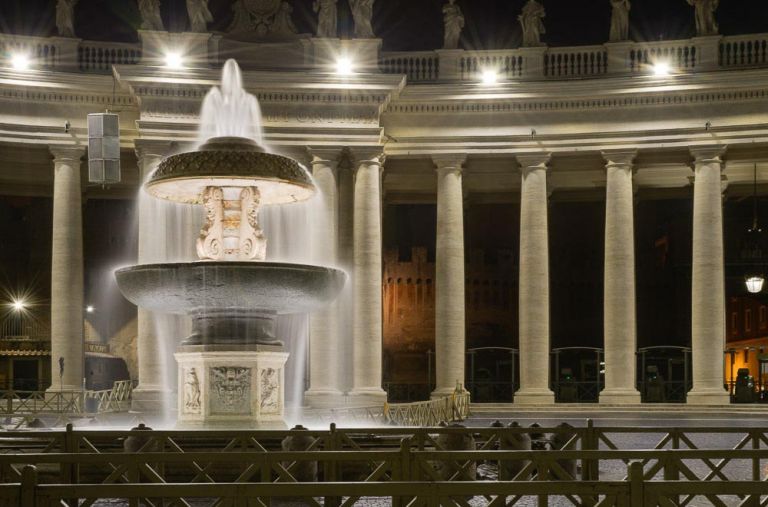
[46,143,731,406]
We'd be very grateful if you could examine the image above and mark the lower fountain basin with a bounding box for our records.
[115,261,347,346]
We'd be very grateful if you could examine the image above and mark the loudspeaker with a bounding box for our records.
[88,113,120,185]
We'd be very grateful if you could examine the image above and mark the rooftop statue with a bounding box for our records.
[227,0,296,38]
[442,0,465,50]
[609,0,630,42]
[687,0,719,36]
[314,0,338,38]
[272,2,298,36]
[138,0,164,31]
[518,0,546,47]
[55,0,78,38]
[350,0,376,39]
[187,0,214,33]
[229,1,253,33]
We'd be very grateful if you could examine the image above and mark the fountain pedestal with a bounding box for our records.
[175,344,289,428]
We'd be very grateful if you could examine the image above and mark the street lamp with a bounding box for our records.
[11,299,25,312]
[743,164,765,293]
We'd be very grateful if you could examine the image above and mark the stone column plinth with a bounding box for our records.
[132,143,172,412]
[348,151,387,406]
[688,146,730,405]
[48,146,86,392]
[600,150,641,404]
[515,153,554,405]
[175,344,288,428]
[305,150,344,408]
[432,155,467,398]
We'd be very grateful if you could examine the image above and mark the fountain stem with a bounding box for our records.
[197,185,267,261]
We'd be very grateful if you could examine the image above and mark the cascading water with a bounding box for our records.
[118,58,346,427]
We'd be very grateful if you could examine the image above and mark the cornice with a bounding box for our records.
[385,68,768,115]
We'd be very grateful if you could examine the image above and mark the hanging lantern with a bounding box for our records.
[87,113,121,186]
[746,275,765,294]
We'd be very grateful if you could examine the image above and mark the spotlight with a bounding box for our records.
[336,57,354,76]
[481,69,498,85]
[652,61,671,77]
[86,305,95,314]
[11,299,26,312]
[10,53,30,71]
[164,52,184,69]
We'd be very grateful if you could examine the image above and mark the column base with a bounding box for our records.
[304,389,346,409]
[130,386,172,413]
[514,388,554,405]
[686,388,730,405]
[346,388,387,407]
[431,387,466,399]
[599,388,641,405]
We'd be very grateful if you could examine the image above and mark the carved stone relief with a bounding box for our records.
[183,368,201,414]
[210,366,251,414]
[260,367,280,414]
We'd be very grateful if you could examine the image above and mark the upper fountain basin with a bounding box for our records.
[145,137,315,205]
[115,261,347,315]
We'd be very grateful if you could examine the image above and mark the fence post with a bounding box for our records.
[628,461,644,507]
[580,419,599,506]
[20,465,37,507]
[62,423,77,507]
[324,423,341,507]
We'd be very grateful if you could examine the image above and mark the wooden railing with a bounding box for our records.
[0,423,765,505]
[0,380,134,420]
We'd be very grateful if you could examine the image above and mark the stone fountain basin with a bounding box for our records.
[115,261,347,316]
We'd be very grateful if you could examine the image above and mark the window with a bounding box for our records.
[760,306,767,330]
[745,309,753,333]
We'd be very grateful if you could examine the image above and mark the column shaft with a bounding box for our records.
[49,146,85,392]
[433,156,467,397]
[349,154,387,405]
[132,145,171,412]
[601,150,641,404]
[515,154,554,404]
[688,146,730,404]
[305,154,343,407]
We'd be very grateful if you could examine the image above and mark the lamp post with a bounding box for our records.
[743,165,765,293]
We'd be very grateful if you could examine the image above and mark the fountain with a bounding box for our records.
[116,60,347,428]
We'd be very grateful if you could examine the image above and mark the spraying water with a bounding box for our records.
[197,60,265,147]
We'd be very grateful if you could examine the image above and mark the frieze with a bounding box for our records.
[210,366,251,415]
[386,88,768,115]
[0,88,134,107]
[260,367,279,414]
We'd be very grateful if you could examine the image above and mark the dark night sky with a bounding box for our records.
[2,0,768,51]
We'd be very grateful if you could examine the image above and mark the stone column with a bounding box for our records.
[131,143,172,412]
[305,150,344,407]
[600,150,641,404]
[515,153,554,405]
[348,150,387,405]
[688,146,730,405]
[48,146,86,392]
[432,155,467,397]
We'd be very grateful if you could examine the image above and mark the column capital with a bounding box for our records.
[515,153,551,172]
[134,140,173,162]
[348,147,385,168]
[49,145,85,163]
[307,147,345,167]
[602,149,637,169]
[690,145,727,165]
[432,154,466,174]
